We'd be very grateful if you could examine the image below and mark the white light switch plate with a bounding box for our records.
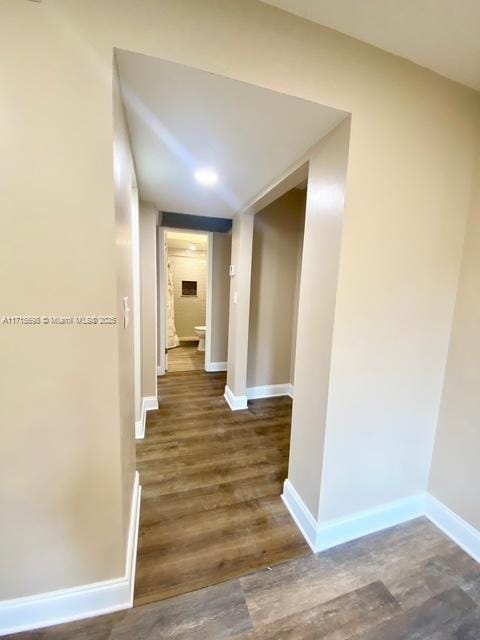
[123,296,131,328]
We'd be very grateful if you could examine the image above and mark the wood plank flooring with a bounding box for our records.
[134,368,309,606]
[9,518,480,639]
[167,341,204,372]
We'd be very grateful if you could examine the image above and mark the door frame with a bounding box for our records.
[157,226,167,376]
[157,226,213,374]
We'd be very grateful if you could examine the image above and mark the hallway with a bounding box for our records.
[134,369,309,606]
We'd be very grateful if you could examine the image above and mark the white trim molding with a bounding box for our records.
[224,385,248,411]
[315,493,425,552]
[425,494,480,564]
[135,419,143,439]
[283,481,480,565]
[206,361,228,372]
[247,383,294,400]
[282,479,425,553]
[135,395,159,440]
[156,366,164,376]
[0,472,142,637]
[281,480,318,552]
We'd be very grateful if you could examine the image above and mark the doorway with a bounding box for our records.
[164,229,210,373]
[116,48,349,610]
[158,228,212,375]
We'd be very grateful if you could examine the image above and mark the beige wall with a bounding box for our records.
[289,120,351,517]
[290,210,305,386]
[2,0,480,600]
[169,253,207,340]
[247,189,305,388]
[428,151,480,530]
[226,213,254,397]
[113,59,137,543]
[211,233,231,364]
[139,202,157,398]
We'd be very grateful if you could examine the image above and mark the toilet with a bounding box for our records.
[194,325,206,351]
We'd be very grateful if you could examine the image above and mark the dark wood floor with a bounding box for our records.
[134,369,309,606]
[167,341,204,372]
[10,518,480,639]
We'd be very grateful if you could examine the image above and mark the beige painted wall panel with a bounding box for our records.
[317,106,479,522]
[1,0,480,600]
[290,212,305,386]
[139,202,157,398]
[248,190,305,388]
[211,233,231,363]
[227,213,254,397]
[112,59,137,546]
[428,152,480,530]
[289,120,351,516]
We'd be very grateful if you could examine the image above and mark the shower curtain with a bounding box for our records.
[167,259,179,349]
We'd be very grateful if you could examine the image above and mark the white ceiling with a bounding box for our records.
[166,231,207,252]
[262,0,480,91]
[116,50,346,218]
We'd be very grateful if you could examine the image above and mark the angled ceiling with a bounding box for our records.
[262,0,480,91]
[116,50,347,219]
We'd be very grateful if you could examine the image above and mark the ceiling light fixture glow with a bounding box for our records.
[194,168,218,187]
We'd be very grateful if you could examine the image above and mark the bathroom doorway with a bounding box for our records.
[160,229,210,373]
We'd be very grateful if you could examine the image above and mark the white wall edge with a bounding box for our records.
[425,494,480,564]
[224,385,248,411]
[135,396,159,440]
[247,383,293,400]
[0,472,142,637]
[156,366,164,376]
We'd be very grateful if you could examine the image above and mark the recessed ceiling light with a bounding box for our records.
[194,168,218,187]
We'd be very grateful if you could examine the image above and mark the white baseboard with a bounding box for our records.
[282,479,425,553]
[143,396,158,412]
[247,383,294,400]
[0,472,141,637]
[224,385,248,411]
[425,494,480,563]
[315,493,425,552]
[135,419,143,439]
[205,361,228,372]
[156,365,164,376]
[135,395,159,440]
[282,480,318,552]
